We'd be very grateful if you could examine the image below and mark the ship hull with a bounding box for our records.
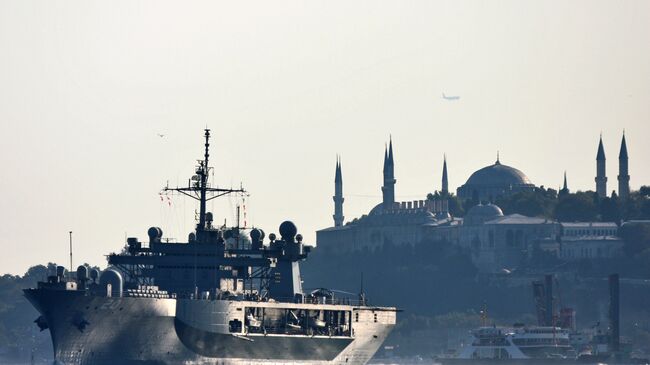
[438,358,650,365]
[25,289,394,365]
[437,359,577,365]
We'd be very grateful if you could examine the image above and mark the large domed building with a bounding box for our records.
[317,137,627,273]
[457,157,535,201]
[317,139,457,253]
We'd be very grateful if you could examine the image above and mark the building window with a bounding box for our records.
[506,230,514,247]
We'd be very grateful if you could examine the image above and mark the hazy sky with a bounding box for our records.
[1,1,649,275]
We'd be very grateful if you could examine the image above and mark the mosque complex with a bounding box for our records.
[317,134,631,273]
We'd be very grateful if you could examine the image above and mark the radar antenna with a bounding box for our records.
[163,129,247,233]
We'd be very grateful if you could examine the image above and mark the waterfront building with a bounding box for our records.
[317,137,633,273]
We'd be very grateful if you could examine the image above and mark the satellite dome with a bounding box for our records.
[279,221,297,241]
[147,227,163,241]
[250,228,264,242]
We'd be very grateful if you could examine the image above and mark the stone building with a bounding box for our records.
[543,222,624,260]
[316,137,630,273]
[456,203,559,272]
[317,138,454,253]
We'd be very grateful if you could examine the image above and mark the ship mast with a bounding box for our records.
[198,129,210,231]
[163,129,246,236]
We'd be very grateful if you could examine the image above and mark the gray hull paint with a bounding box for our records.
[174,318,352,360]
[25,289,394,365]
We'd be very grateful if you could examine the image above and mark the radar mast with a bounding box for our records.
[163,129,246,236]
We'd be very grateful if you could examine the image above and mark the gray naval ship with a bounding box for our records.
[24,129,397,365]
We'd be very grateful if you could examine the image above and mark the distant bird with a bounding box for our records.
[157,133,165,138]
[442,93,460,101]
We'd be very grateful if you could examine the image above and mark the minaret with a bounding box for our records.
[441,154,449,195]
[382,137,396,208]
[618,132,630,200]
[596,135,607,198]
[559,171,569,196]
[333,156,344,226]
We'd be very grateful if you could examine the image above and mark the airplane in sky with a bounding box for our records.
[442,93,460,101]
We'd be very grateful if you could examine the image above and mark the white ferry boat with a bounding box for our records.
[440,325,574,365]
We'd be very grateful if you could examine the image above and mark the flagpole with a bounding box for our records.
[69,231,73,276]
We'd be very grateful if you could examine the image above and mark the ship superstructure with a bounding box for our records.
[25,129,397,365]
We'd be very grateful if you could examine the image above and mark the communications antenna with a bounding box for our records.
[162,129,247,240]
[69,231,73,276]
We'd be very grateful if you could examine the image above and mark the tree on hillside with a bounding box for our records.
[555,192,598,222]
[639,186,650,197]
[619,191,650,221]
[0,265,54,362]
[599,196,621,222]
[619,223,650,258]
[495,187,556,218]
[643,199,650,219]
[427,191,464,217]
[22,263,56,284]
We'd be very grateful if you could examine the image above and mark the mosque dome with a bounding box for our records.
[465,160,531,187]
[464,203,504,225]
[457,158,535,201]
[368,203,384,216]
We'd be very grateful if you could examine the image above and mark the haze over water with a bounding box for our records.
[1,0,649,274]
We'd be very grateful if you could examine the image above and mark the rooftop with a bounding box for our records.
[485,214,554,225]
[464,160,532,187]
[561,222,618,228]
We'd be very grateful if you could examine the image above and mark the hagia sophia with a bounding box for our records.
[317,134,631,273]
[456,154,535,202]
